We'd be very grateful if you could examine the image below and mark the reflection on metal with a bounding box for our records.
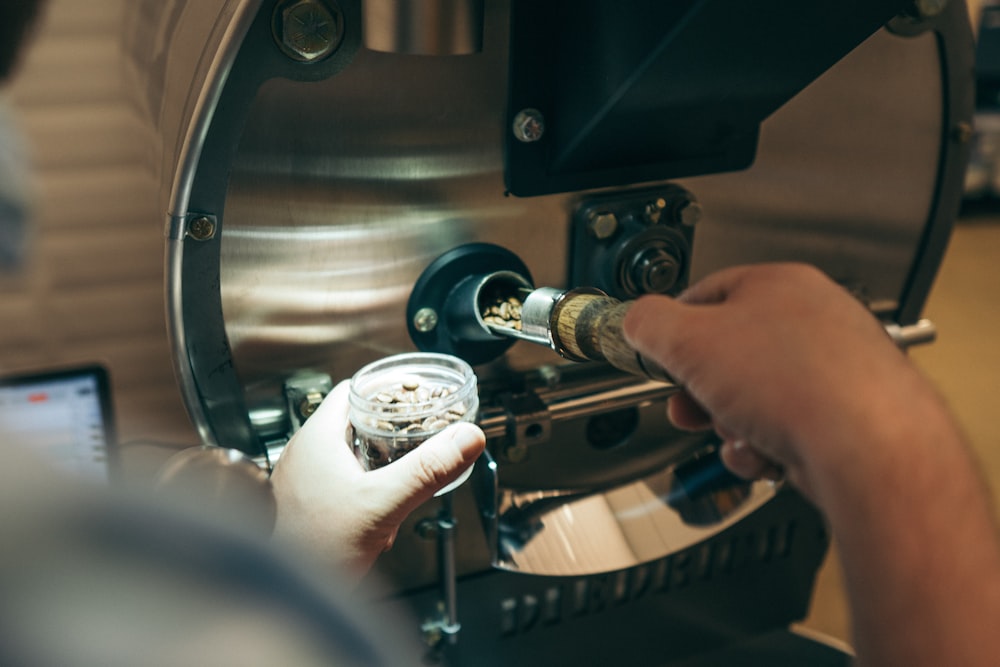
[363,0,484,55]
[475,449,775,576]
[418,494,462,647]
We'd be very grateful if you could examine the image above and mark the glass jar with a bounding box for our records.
[348,352,478,490]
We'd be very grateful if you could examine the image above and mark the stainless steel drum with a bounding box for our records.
[125,1,973,664]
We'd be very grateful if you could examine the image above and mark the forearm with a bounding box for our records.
[620,264,1000,663]
[805,387,1000,666]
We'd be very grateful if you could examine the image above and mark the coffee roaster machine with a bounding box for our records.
[126,1,973,663]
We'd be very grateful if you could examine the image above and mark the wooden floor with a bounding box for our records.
[801,214,1000,645]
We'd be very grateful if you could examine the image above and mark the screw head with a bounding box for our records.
[645,198,667,224]
[413,307,439,333]
[274,0,343,63]
[187,216,216,241]
[952,121,974,144]
[512,108,545,143]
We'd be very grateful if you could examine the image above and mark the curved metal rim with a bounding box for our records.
[895,1,975,324]
[163,0,265,450]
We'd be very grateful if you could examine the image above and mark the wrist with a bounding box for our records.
[800,374,967,518]
[786,362,964,509]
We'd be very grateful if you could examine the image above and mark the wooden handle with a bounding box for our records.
[552,292,674,383]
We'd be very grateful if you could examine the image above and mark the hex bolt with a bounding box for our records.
[512,108,545,143]
[678,200,703,227]
[274,0,344,63]
[413,307,440,333]
[907,0,948,19]
[588,211,619,240]
[187,216,216,241]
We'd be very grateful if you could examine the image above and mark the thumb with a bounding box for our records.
[368,422,485,515]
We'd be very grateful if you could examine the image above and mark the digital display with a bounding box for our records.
[0,366,115,482]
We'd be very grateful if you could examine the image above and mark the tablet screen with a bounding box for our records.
[0,364,117,483]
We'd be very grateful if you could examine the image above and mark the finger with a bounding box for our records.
[622,294,708,384]
[622,293,684,353]
[368,422,486,515]
[719,439,783,481]
[667,392,713,431]
[623,269,752,387]
[675,265,750,305]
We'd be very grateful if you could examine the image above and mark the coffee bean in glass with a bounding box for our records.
[348,352,479,471]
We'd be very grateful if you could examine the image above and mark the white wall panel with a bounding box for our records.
[42,227,163,288]
[21,105,149,169]
[33,167,159,230]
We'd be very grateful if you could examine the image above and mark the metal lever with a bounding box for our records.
[885,318,936,348]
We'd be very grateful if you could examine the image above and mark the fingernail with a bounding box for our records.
[442,423,486,459]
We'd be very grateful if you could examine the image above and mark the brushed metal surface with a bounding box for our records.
[220,25,943,403]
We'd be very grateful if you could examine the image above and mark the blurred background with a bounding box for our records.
[1,1,197,475]
[1,0,997,647]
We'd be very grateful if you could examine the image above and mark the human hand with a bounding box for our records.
[622,262,936,502]
[270,379,485,576]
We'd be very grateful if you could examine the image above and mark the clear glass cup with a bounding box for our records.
[348,352,479,494]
